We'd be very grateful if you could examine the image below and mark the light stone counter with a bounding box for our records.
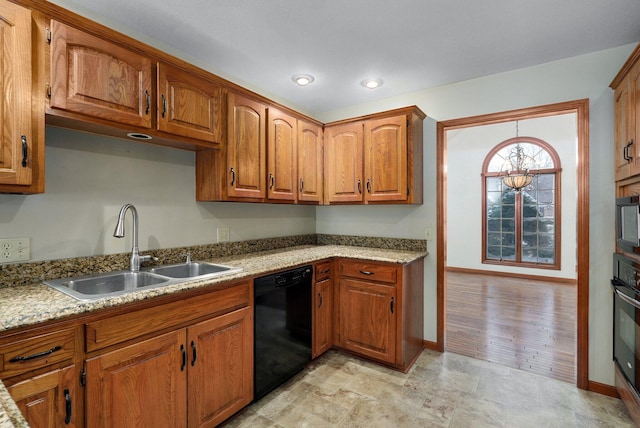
[0,245,426,427]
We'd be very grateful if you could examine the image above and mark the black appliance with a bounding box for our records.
[612,253,640,394]
[617,196,640,254]
[253,265,312,401]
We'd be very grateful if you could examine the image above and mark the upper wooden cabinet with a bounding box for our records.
[324,106,424,204]
[0,0,44,194]
[157,63,222,144]
[298,120,324,204]
[365,115,408,202]
[197,92,325,204]
[324,122,365,203]
[268,107,298,201]
[49,20,153,129]
[612,44,640,182]
[47,19,222,149]
[226,92,267,200]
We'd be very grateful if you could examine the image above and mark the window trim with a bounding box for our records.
[481,136,562,270]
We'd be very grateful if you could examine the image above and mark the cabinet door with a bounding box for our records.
[324,122,364,203]
[157,63,221,144]
[227,92,266,199]
[298,120,324,204]
[615,75,632,181]
[0,1,32,187]
[49,20,152,128]
[8,365,77,428]
[267,107,297,201]
[338,278,396,364]
[313,277,333,358]
[85,330,187,428]
[630,61,640,177]
[364,115,407,202]
[187,306,253,428]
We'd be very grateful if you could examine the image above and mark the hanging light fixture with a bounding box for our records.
[501,121,535,192]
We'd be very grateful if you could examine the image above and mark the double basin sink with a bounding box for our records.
[44,262,243,301]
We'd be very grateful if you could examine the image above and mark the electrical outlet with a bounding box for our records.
[217,228,230,243]
[0,238,30,263]
[425,228,433,241]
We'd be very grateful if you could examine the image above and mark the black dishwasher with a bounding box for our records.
[254,265,312,401]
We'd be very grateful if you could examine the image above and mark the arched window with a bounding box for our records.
[482,137,562,269]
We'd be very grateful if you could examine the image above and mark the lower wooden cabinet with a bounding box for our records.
[338,278,397,364]
[85,330,187,427]
[1,325,81,428]
[312,261,333,358]
[85,306,253,428]
[7,365,77,428]
[335,258,424,371]
[187,306,253,428]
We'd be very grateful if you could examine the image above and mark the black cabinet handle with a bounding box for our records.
[191,341,197,366]
[366,179,371,193]
[9,345,62,362]
[359,270,374,276]
[180,344,186,371]
[64,389,72,424]
[624,143,629,161]
[161,94,167,118]
[300,178,304,192]
[145,90,150,115]
[269,173,275,189]
[230,167,236,186]
[390,296,395,314]
[320,269,330,274]
[629,139,635,162]
[357,179,362,194]
[21,135,27,167]
[318,292,323,308]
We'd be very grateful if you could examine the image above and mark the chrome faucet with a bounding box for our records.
[113,203,153,272]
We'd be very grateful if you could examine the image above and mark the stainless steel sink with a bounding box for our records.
[146,262,242,279]
[44,262,243,301]
[44,271,172,301]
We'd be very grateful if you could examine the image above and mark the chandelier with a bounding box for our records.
[501,121,535,192]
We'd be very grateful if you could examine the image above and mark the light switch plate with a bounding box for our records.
[0,238,30,263]
[217,228,230,243]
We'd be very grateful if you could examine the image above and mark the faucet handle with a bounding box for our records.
[183,252,192,264]
[139,254,158,264]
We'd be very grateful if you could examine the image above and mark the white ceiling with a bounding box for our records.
[52,0,640,116]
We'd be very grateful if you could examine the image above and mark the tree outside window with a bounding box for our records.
[482,137,561,269]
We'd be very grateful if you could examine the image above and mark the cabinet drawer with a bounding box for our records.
[0,328,75,378]
[86,281,250,352]
[315,261,332,281]
[339,260,398,284]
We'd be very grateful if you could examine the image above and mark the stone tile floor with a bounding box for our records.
[222,349,635,428]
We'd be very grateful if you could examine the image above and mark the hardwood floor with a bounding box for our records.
[446,270,577,384]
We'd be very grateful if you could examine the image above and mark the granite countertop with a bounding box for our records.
[0,245,426,428]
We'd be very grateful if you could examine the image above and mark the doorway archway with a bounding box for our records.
[436,99,590,389]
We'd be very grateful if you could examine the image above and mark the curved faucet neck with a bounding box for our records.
[114,203,142,271]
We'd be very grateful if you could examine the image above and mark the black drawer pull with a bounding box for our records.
[390,296,395,314]
[359,270,374,275]
[9,345,62,363]
[318,292,323,308]
[64,388,72,424]
[180,344,186,371]
[191,340,197,366]
[320,269,330,274]
[21,135,28,167]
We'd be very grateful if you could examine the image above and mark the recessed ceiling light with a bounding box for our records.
[292,74,314,86]
[361,78,383,89]
[126,132,152,140]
